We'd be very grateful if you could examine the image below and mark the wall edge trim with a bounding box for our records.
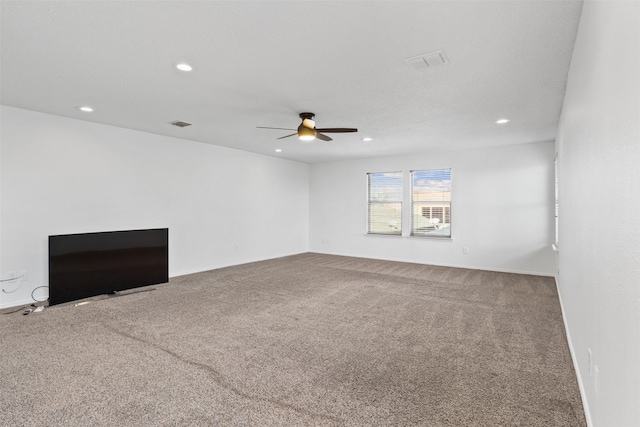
[555,275,593,427]
[310,250,554,277]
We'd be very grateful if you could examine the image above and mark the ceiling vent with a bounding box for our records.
[170,120,192,128]
[405,50,448,71]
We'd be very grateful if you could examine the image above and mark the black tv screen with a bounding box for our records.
[48,228,168,305]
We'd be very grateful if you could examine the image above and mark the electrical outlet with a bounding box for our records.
[588,348,593,375]
[463,247,469,254]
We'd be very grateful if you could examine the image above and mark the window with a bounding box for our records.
[367,172,403,235]
[411,169,452,237]
[554,156,559,246]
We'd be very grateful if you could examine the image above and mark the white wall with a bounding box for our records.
[555,1,640,426]
[310,141,555,276]
[0,106,309,308]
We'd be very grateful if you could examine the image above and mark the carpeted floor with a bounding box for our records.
[0,253,586,426]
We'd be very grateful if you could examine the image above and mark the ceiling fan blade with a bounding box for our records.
[257,126,296,131]
[276,133,297,140]
[315,133,333,142]
[315,128,358,133]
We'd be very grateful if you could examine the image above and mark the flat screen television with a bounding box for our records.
[48,228,168,305]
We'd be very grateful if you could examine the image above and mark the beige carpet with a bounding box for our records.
[0,253,586,426]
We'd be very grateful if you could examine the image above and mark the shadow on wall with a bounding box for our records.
[507,245,554,276]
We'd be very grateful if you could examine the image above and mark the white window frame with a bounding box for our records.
[410,169,452,238]
[366,171,403,235]
[554,156,559,249]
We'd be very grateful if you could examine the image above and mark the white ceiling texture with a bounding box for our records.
[1,1,583,164]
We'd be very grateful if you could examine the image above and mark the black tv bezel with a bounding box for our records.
[48,228,169,306]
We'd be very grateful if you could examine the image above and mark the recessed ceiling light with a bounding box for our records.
[176,63,193,72]
[362,137,373,142]
[496,118,510,124]
[275,149,282,153]
[77,106,93,112]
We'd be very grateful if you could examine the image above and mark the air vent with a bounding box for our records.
[405,50,448,71]
[171,120,192,127]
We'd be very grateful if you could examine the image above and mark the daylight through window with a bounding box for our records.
[367,172,403,235]
[411,169,452,237]
[555,157,559,246]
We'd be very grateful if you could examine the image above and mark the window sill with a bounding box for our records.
[364,233,454,241]
[410,235,453,241]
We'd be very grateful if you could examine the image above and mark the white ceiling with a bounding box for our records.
[1,1,583,164]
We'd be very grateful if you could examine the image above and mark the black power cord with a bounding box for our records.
[0,274,25,282]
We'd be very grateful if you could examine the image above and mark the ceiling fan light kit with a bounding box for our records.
[258,112,357,143]
[297,123,316,141]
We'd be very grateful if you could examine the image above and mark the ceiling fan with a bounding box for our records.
[257,112,357,142]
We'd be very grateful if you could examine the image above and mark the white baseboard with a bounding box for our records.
[1,251,311,310]
[555,276,593,427]
[170,251,309,278]
[310,250,554,277]
[0,297,34,310]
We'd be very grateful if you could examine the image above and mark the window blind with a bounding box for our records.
[367,172,403,235]
[555,157,559,245]
[410,169,452,237]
